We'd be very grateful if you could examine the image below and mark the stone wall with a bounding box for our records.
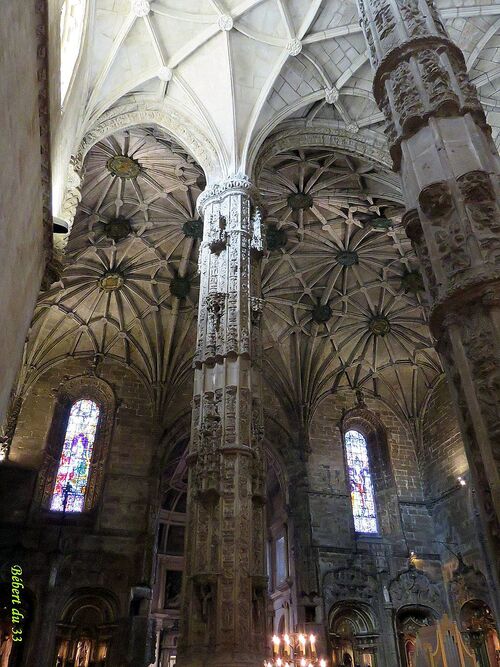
[0,358,159,666]
[285,388,463,665]
[420,379,483,570]
[0,0,47,422]
[307,390,432,555]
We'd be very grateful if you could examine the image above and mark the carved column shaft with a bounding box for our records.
[357,0,500,599]
[177,178,266,667]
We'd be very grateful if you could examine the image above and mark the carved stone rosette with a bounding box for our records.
[357,0,500,605]
[177,177,266,667]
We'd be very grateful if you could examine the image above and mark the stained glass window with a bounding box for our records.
[51,399,100,512]
[345,429,378,533]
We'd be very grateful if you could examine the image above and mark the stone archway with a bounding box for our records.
[328,602,379,666]
[395,605,438,667]
[54,588,118,667]
[460,599,500,667]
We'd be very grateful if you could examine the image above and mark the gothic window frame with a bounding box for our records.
[35,376,115,514]
[343,428,379,535]
[339,405,399,539]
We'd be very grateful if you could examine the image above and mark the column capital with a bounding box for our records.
[197,174,261,216]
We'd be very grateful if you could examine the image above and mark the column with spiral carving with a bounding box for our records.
[356,0,500,603]
[176,177,267,667]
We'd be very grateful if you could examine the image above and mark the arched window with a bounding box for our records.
[51,399,100,512]
[344,429,378,534]
[60,0,86,103]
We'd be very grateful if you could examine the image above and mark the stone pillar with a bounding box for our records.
[177,177,267,667]
[356,0,500,604]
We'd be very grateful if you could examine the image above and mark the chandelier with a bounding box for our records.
[265,633,327,667]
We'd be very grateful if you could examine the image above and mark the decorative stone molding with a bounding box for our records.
[178,176,266,667]
[324,567,378,604]
[357,0,489,169]
[252,124,393,183]
[197,175,261,216]
[286,39,302,57]
[0,391,23,461]
[217,14,233,31]
[132,0,150,17]
[324,87,339,105]
[157,66,173,82]
[448,558,490,614]
[61,156,83,237]
[75,103,223,180]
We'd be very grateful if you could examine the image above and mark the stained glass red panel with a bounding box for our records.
[345,429,378,533]
[51,399,100,512]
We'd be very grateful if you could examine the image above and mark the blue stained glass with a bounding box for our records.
[50,399,100,512]
[345,429,378,533]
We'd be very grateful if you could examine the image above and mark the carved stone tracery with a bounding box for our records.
[389,567,444,613]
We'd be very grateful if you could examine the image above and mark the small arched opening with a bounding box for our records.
[395,604,438,667]
[329,602,378,666]
[54,588,118,666]
[460,599,500,667]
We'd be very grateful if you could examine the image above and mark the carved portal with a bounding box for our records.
[177,177,266,667]
[357,0,500,609]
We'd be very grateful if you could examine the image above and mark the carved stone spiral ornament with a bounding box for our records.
[217,14,233,31]
[357,0,500,606]
[286,38,303,57]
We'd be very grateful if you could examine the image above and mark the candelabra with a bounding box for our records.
[265,633,327,667]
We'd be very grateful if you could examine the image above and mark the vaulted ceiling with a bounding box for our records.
[25,0,500,431]
[258,148,440,425]
[25,130,440,430]
[26,128,204,412]
[59,0,500,189]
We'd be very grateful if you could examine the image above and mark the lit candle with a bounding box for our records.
[272,636,280,656]
[300,659,306,667]
[298,634,306,654]
[309,635,316,655]
[320,659,326,667]
[284,635,291,656]
[277,659,282,667]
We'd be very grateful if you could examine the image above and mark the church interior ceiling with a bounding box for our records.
[27,0,500,428]
[62,0,500,181]
[26,131,441,428]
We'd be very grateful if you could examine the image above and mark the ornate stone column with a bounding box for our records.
[356,0,500,604]
[177,177,267,667]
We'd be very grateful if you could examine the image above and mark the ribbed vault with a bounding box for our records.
[54,0,500,206]
[258,147,442,426]
[24,133,443,430]
[23,127,204,413]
